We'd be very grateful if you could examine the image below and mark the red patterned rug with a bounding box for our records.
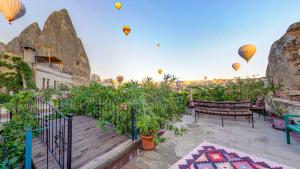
[169,142,293,169]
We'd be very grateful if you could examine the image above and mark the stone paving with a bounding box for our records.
[123,113,300,169]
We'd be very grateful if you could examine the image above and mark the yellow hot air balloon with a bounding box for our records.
[123,26,131,36]
[116,75,124,83]
[158,68,163,75]
[115,2,122,10]
[232,63,241,71]
[238,44,256,63]
[0,0,25,24]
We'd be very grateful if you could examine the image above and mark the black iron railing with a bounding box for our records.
[31,98,73,169]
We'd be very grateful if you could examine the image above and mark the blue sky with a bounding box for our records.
[1,0,300,81]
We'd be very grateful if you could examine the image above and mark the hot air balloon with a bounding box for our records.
[116,75,124,83]
[238,44,256,63]
[0,0,25,24]
[157,68,163,75]
[232,63,241,71]
[123,26,131,36]
[204,76,207,81]
[157,43,160,48]
[115,2,122,10]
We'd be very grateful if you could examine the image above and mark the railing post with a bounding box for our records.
[131,108,137,141]
[25,128,32,169]
[66,113,73,169]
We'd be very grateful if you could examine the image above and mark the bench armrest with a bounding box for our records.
[285,114,300,125]
[284,114,300,118]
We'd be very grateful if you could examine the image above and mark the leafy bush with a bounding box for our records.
[61,76,188,139]
[0,91,36,168]
[0,93,11,104]
[192,78,274,102]
[0,53,36,92]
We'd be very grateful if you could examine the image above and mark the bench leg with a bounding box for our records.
[194,111,197,123]
[286,129,291,144]
[263,111,266,121]
[221,116,224,127]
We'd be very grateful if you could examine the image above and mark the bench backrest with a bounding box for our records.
[194,100,251,109]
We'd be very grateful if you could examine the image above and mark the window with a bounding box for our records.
[42,78,46,89]
[47,79,50,88]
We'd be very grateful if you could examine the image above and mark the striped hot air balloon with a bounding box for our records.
[123,26,131,36]
[238,44,256,63]
[0,0,26,24]
[232,63,241,71]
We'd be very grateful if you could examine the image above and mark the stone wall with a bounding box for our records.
[266,22,300,101]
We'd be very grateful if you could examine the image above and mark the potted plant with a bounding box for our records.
[136,114,160,150]
[266,97,287,130]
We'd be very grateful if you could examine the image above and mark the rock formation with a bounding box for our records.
[266,22,300,101]
[4,9,91,85]
[0,42,6,52]
[91,74,101,83]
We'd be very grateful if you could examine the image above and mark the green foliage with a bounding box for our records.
[0,93,11,104]
[265,97,286,118]
[61,77,188,139]
[0,91,36,168]
[0,53,35,92]
[40,87,56,102]
[192,78,274,102]
[136,113,160,136]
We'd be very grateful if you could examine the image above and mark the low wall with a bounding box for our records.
[265,97,300,124]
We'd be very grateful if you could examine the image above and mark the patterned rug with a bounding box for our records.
[169,142,293,169]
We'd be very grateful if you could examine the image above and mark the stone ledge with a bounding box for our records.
[79,139,140,169]
[273,97,300,107]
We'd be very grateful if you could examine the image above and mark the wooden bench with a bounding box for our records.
[194,100,254,128]
[250,98,266,121]
[285,114,300,144]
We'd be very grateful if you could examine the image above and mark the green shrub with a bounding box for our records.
[192,78,273,102]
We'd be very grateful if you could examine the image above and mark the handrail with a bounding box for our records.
[36,97,68,119]
[31,96,73,169]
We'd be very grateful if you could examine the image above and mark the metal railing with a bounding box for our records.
[0,129,32,169]
[30,98,73,169]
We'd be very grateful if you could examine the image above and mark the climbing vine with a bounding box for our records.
[0,52,35,92]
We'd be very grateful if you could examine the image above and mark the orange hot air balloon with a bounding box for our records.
[115,2,122,10]
[157,68,163,75]
[238,44,256,63]
[116,75,124,83]
[0,0,25,24]
[232,63,241,71]
[123,26,131,36]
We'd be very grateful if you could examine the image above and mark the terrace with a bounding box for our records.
[124,114,300,168]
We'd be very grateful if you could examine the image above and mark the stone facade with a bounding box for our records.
[3,9,91,86]
[266,22,300,101]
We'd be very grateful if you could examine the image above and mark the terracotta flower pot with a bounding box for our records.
[140,135,155,150]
